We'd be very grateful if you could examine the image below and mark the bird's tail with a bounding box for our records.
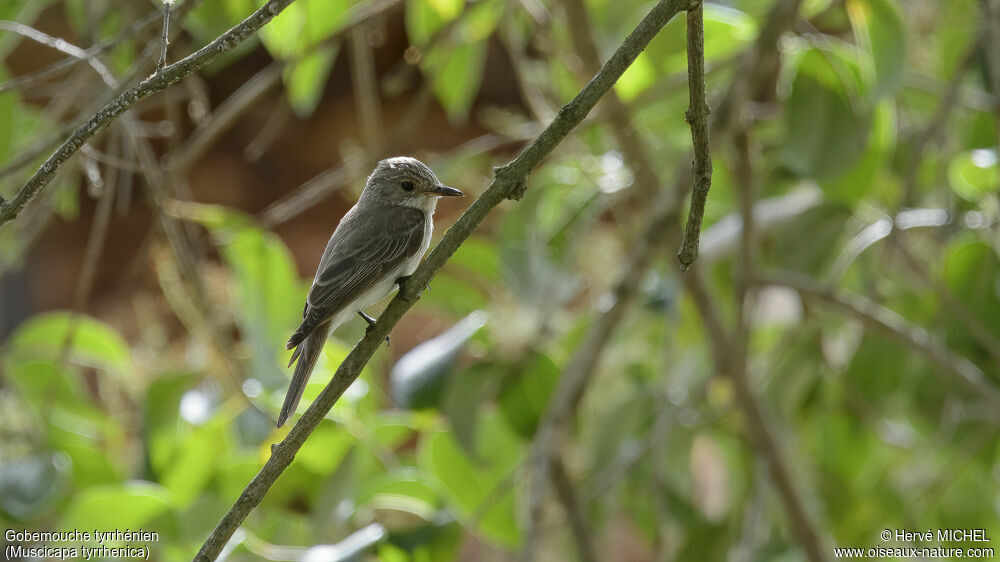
[278,325,328,428]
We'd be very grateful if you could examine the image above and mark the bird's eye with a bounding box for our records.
[401,181,415,191]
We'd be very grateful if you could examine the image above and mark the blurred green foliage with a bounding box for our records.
[1,0,999,560]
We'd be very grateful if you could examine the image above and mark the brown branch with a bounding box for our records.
[157,0,172,70]
[677,2,713,270]
[680,263,829,562]
[901,33,982,205]
[163,63,283,171]
[349,23,384,155]
[888,233,1000,367]
[725,128,828,562]
[754,271,1000,407]
[0,0,302,227]
[193,1,688,559]
[549,457,597,562]
[0,9,162,94]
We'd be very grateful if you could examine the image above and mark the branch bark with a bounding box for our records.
[677,3,713,270]
[0,0,302,227]
[193,1,687,559]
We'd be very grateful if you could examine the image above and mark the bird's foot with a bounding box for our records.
[396,275,427,302]
[357,310,390,346]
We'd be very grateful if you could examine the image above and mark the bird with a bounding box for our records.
[277,156,463,428]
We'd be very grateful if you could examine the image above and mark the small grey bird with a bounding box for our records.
[278,157,463,427]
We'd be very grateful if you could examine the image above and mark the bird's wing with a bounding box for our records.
[288,206,425,347]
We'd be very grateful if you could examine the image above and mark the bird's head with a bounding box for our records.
[362,156,463,208]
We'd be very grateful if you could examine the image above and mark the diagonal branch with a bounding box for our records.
[193,1,688,559]
[0,0,302,227]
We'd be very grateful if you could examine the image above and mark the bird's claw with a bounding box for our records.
[357,310,389,346]
[396,275,427,301]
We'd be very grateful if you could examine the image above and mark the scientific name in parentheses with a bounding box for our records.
[893,529,991,542]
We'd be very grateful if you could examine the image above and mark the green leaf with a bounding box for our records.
[781,58,870,181]
[449,237,501,280]
[283,46,339,117]
[847,0,906,99]
[422,42,487,122]
[942,240,1000,350]
[296,422,354,474]
[497,353,559,439]
[186,204,301,384]
[615,52,656,102]
[768,203,852,276]
[3,359,87,408]
[391,312,488,409]
[822,99,897,203]
[60,482,173,535]
[258,0,309,59]
[442,362,504,453]
[6,312,131,374]
[160,421,227,508]
[418,413,523,547]
[948,150,999,202]
[303,0,353,44]
[0,71,14,163]
[405,0,464,46]
[358,469,439,520]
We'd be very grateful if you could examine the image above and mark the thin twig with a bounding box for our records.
[349,23,384,155]
[193,1,688,559]
[561,0,662,203]
[163,63,284,171]
[157,0,172,70]
[0,21,118,86]
[677,2,713,270]
[0,0,302,227]
[901,33,981,205]
[0,9,162,95]
[754,271,1000,406]
[59,157,117,364]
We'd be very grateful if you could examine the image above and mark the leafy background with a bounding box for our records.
[1,0,999,560]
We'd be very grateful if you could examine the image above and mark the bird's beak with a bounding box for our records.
[429,185,464,197]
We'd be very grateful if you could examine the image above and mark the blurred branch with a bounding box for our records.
[523,189,677,562]
[888,232,1000,367]
[561,0,662,203]
[0,0,302,227]
[727,130,828,562]
[194,1,689,559]
[677,2,713,270]
[59,150,118,362]
[681,263,829,562]
[164,63,284,171]
[982,0,1000,147]
[0,9,161,94]
[0,21,118,85]
[350,23,384,156]
[550,457,597,562]
[754,271,1000,407]
[901,33,981,205]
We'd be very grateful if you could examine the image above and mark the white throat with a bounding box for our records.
[399,195,438,213]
